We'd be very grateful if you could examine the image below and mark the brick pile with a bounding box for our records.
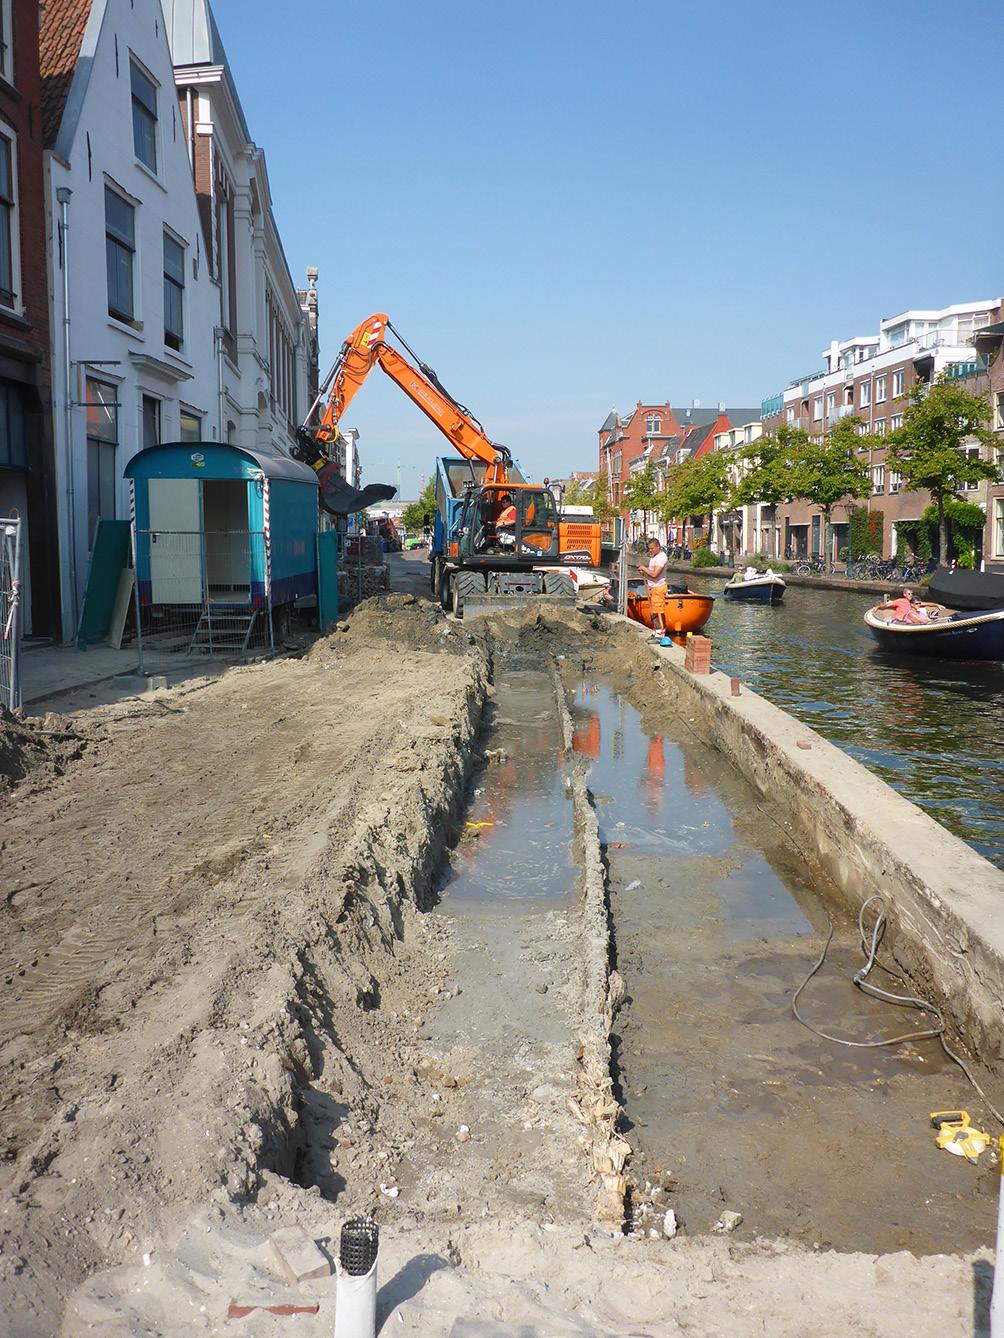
[684,635,712,674]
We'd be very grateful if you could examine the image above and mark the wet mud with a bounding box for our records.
[566,674,1001,1253]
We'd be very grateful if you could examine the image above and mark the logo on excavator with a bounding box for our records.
[560,551,592,563]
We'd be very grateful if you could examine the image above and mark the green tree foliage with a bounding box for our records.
[589,471,618,525]
[658,451,731,526]
[622,462,662,533]
[733,420,871,569]
[561,478,589,506]
[898,498,986,568]
[848,505,885,559]
[401,479,438,532]
[886,377,997,562]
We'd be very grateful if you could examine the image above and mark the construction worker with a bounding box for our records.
[638,536,668,638]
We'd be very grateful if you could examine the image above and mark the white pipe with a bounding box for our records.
[991,1135,1004,1337]
[215,326,225,441]
[56,186,77,633]
[334,1259,376,1338]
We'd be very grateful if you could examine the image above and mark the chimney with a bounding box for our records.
[692,398,700,409]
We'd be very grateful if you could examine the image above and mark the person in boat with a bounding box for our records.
[764,566,775,578]
[742,565,758,582]
[637,537,669,637]
[875,587,930,625]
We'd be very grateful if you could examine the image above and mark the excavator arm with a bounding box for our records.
[294,314,512,497]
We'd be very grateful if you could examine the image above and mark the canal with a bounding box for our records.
[686,577,1004,870]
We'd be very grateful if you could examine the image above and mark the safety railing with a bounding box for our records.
[0,515,21,709]
[132,528,273,672]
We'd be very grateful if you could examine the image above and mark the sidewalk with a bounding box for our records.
[19,642,212,708]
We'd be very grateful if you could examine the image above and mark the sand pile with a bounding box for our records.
[0,706,83,794]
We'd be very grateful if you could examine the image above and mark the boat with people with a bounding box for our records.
[864,599,1004,660]
[626,581,715,644]
[723,568,786,604]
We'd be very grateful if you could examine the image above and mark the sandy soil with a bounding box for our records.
[0,583,997,1335]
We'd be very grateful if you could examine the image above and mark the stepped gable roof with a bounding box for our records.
[40,0,95,148]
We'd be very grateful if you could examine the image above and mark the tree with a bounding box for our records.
[886,377,997,563]
[622,461,661,536]
[562,478,589,506]
[732,421,871,569]
[401,478,438,532]
[590,471,618,525]
[658,451,731,534]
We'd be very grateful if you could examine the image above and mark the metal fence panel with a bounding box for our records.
[1,515,22,710]
[133,528,273,671]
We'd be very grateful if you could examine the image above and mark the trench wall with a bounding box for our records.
[614,616,1004,1066]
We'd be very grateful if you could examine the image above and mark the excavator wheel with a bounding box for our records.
[430,555,442,599]
[439,565,453,612]
[543,571,575,599]
[452,570,487,618]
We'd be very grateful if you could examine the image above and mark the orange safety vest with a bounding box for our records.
[498,505,516,526]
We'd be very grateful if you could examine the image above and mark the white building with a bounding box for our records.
[164,0,316,463]
[44,0,223,641]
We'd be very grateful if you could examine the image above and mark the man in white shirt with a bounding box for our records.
[638,537,669,638]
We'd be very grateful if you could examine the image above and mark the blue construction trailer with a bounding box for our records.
[125,442,321,645]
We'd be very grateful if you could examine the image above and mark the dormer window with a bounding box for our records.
[645,414,661,435]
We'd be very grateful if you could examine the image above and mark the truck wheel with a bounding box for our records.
[430,555,441,598]
[439,565,452,611]
[452,570,486,618]
[544,572,575,598]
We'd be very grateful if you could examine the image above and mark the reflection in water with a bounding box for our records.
[685,579,1004,869]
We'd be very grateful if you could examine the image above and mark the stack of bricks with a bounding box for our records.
[684,635,712,674]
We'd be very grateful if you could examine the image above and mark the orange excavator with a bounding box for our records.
[292,314,605,617]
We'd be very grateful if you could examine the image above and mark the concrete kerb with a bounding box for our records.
[548,658,630,1232]
[612,613,1004,1068]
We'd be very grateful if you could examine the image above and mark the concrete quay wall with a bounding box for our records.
[619,617,1004,1067]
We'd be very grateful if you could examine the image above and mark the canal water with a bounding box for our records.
[687,577,1004,870]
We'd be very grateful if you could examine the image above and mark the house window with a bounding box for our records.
[0,132,16,308]
[891,414,903,431]
[105,187,135,322]
[142,395,160,449]
[962,445,982,490]
[872,465,885,494]
[163,232,184,350]
[826,392,835,416]
[813,396,823,421]
[856,423,869,437]
[130,61,157,172]
[0,382,26,468]
[180,411,201,442]
[995,391,1004,431]
[996,499,1004,557]
[875,374,886,403]
[786,406,796,423]
[0,0,13,84]
[85,379,118,543]
[889,470,901,493]
[892,369,904,397]
[874,418,886,437]
[859,379,871,408]
[645,414,661,435]
[996,446,1004,480]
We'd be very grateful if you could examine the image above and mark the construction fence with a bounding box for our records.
[1,515,21,709]
[132,528,274,672]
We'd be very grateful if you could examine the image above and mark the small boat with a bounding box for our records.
[864,601,1004,660]
[722,572,786,605]
[536,565,610,598]
[626,582,714,645]
[926,566,1004,612]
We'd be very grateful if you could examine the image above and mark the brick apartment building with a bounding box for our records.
[597,400,757,541]
[758,301,1002,562]
[973,317,1004,570]
[0,0,58,636]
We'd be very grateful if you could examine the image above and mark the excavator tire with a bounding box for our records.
[439,565,453,612]
[543,571,575,599]
[452,569,487,618]
[430,555,442,599]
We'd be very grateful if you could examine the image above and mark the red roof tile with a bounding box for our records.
[40,0,94,148]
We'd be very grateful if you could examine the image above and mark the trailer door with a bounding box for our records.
[148,478,202,603]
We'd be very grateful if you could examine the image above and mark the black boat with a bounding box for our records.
[926,566,1004,611]
[722,572,786,604]
[864,601,1004,660]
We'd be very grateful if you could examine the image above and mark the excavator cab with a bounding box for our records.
[460,485,559,561]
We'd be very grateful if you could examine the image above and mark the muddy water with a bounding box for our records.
[569,678,1000,1254]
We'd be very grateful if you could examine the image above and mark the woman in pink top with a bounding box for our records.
[875,588,930,624]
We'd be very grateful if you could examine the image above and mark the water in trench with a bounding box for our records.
[683,576,1004,869]
[569,676,1000,1254]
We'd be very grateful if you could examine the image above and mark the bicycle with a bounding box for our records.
[792,556,826,576]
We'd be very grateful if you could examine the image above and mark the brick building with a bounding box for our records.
[973,317,1004,570]
[758,301,1002,562]
[0,0,58,635]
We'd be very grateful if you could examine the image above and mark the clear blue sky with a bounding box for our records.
[214,0,1004,496]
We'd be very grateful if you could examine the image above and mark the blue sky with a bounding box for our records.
[215,0,1004,496]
